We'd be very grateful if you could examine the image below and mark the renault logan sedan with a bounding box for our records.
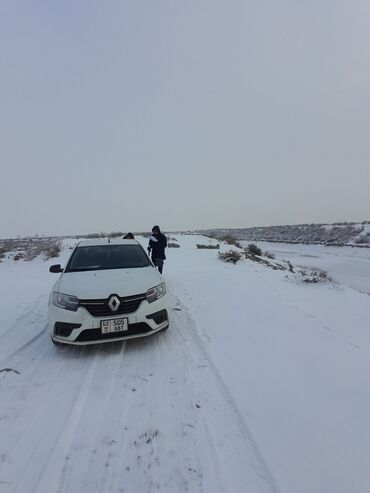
[48,239,168,345]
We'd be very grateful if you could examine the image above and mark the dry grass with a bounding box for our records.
[196,244,220,250]
[42,240,62,259]
[0,237,63,262]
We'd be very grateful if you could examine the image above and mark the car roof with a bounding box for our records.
[77,239,140,247]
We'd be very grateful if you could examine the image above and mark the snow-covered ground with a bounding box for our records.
[0,235,369,493]
[246,241,370,295]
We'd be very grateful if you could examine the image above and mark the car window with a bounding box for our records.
[66,245,151,272]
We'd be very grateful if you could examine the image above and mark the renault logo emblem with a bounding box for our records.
[108,295,120,312]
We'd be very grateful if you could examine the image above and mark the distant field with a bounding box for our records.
[201,221,370,247]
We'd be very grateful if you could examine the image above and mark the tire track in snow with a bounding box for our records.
[170,295,282,493]
[33,347,108,493]
[37,332,208,493]
[0,342,93,491]
[38,343,132,493]
[0,325,48,368]
[0,294,48,366]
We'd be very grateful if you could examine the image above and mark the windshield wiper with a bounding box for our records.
[68,266,101,272]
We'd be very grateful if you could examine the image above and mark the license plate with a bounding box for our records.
[101,318,128,334]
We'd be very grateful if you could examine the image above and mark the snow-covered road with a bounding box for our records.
[0,235,369,493]
[0,298,278,493]
[0,244,277,493]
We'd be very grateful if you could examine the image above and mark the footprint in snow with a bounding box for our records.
[134,429,159,447]
[0,368,20,375]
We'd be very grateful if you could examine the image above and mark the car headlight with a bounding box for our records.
[53,292,79,311]
[146,283,166,303]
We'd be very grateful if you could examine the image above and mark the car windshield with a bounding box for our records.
[65,244,151,272]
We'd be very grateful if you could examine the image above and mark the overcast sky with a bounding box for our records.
[0,1,369,238]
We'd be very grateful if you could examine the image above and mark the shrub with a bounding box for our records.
[42,240,62,259]
[244,250,286,270]
[24,250,39,261]
[355,235,369,244]
[219,234,241,247]
[219,234,234,244]
[13,252,24,261]
[299,269,330,283]
[218,250,242,264]
[247,243,262,256]
[168,242,180,248]
[196,244,220,249]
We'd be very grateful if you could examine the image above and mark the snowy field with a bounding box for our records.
[247,241,370,295]
[0,235,369,493]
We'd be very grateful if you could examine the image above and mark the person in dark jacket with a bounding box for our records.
[147,225,167,274]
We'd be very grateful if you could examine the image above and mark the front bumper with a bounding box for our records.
[49,295,169,345]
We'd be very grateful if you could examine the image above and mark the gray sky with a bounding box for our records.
[1,1,369,238]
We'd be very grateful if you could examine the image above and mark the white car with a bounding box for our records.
[48,239,169,345]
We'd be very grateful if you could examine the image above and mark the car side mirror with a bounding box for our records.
[49,264,63,273]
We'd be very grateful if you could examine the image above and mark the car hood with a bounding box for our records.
[56,266,162,299]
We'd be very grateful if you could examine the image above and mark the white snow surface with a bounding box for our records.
[245,241,370,295]
[0,235,369,493]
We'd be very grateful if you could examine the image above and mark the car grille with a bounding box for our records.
[79,294,146,317]
[75,323,151,342]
